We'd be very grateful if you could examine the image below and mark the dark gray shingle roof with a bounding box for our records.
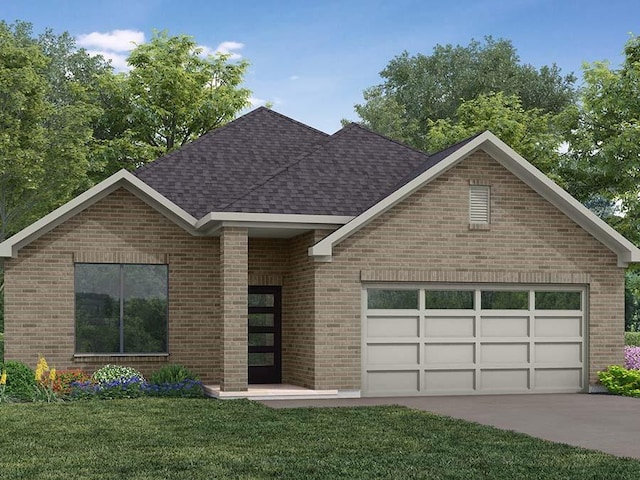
[135,107,474,218]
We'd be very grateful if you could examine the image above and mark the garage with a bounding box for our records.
[362,285,585,396]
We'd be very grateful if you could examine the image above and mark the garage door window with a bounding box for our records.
[535,291,581,310]
[367,289,418,309]
[481,290,528,309]
[425,290,474,309]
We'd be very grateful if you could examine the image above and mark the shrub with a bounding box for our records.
[0,360,36,401]
[598,365,640,397]
[53,370,90,395]
[0,333,4,362]
[144,379,204,398]
[625,331,640,346]
[93,365,146,385]
[150,364,199,384]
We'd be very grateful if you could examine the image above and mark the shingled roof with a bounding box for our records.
[135,107,470,218]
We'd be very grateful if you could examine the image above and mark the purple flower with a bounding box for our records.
[624,346,640,370]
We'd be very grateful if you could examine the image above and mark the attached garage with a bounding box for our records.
[362,285,585,396]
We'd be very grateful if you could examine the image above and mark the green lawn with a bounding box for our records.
[0,398,639,479]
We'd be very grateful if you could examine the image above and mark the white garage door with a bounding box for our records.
[362,285,585,396]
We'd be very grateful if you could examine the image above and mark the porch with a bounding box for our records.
[203,383,359,400]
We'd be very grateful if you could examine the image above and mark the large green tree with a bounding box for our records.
[353,36,576,151]
[0,21,107,241]
[560,36,640,244]
[94,31,251,177]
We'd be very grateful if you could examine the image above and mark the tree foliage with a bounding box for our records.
[560,36,640,244]
[353,36,576,151]
[93,31,251,177]
[427,92,565,177]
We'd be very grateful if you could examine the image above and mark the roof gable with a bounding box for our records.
[309,131,640,267]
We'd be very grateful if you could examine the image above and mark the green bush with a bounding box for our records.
[92,364,145,385]
[0,360,36,401]
[0,333,3,362]
[150,364,199,384]
[598,365,640,397]
[625,331,640,346]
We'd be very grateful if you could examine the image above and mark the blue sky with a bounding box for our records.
[1,0,638,133]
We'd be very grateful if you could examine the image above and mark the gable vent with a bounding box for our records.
[469,185,490,224]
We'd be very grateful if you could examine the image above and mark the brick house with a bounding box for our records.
[2,107,639,397]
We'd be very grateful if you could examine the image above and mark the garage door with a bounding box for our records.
[362,285,585,396]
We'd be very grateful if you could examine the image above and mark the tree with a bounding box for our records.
[352,36,576,151]
[427,92,565,179]
[0,21,108,241]
[95,31,251,176]
[561,36,640,244]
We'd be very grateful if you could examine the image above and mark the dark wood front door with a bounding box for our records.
[248,286,281,384]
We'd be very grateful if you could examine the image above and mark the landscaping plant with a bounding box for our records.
[52,369,90,395]
[625,346,640,370]
[147,364,204,398]
[33,355,58,402]
[0,360,37,401]
[598,365,640,397]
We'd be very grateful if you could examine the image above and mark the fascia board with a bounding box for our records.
[308,132,493,258]
[0,170,199,258]
[309,131,640,265]
[195,212,354,232]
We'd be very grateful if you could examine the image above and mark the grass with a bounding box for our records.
[0,399,639,479]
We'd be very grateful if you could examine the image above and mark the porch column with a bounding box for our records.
[220,226,248,391]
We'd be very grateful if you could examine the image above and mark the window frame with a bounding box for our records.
[74,262,169,355]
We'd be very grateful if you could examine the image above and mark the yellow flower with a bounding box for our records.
[35,355,49,382]
[0,370,6,386]
[49,368,56,382]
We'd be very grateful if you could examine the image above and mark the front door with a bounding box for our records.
[248,286,282,384]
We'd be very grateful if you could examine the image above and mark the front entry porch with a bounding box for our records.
[203,383,357,400]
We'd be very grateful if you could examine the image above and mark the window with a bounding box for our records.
[425,290,474,309]
[469,185,490,224]
[481,290,528,309]
[75,264,168,354]
[367,289,419,309]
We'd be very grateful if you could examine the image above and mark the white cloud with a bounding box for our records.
[77,29,144,52]
[213,41,244,60]
[289,75,300,81]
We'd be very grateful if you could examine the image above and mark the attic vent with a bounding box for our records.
[469,185,490,224]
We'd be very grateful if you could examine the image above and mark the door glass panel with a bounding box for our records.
[249,352,274,366]
[249,333,274,347]
[481,291,529,309]
[249,313,274,327]
[249,293,274,307]
[425,290,474,309]
[535,291,581,310]
[367,289,418,309]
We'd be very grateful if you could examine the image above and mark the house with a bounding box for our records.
[2,107,639,397]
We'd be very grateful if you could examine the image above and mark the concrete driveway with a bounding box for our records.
[260,394,640,460]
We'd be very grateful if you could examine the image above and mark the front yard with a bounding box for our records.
[1,398,639,479]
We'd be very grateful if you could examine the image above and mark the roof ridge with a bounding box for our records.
[134,108,267,175]
[344,122,431,159]
[135,107,328,176]
[218,134,335,210]
[258,107,330,138]
[220,122,434,212]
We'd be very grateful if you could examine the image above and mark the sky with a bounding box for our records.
[1,0,639,133]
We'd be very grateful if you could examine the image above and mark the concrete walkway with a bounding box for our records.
[260,394,640,460]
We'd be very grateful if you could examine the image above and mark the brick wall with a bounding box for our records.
[4,188,221,382]
[313,150,624,389]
